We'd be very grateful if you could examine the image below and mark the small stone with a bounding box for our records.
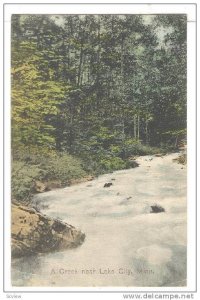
[150,205,165,213]
[104,183,113,188]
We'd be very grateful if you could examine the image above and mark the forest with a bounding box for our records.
[11,14,187,202]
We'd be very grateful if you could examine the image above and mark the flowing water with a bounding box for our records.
[12,153,187,287]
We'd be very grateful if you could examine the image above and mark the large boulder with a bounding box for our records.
[11,204,85,258]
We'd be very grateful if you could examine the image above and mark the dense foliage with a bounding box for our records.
[11,14,187,201]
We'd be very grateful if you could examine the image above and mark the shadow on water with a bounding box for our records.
[12,255,42,286]
[132,245,186,287]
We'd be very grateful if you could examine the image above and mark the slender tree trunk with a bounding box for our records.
[137,115,140,140]
[77,41,83,87]
[67,45,71,84]
[96,15,101,111]
[134,115,137,139]
[121,37,124,78]
[69,105,74,152]
[174,135,178,148]
[87,56,90,83]
[120,37,126,143]
[145,117,149,144]
[121,117,126,159]
[69,16,73,35]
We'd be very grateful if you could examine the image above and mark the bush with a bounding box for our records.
[123,139,161,156]
[12,145,58,165]
[99,156,127,173]
[12,151,86,201]
[45,153,86,183]
[12,161,43,201]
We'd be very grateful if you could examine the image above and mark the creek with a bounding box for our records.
[12,153,187,287]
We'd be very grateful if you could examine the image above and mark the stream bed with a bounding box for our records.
[11,153,187,287]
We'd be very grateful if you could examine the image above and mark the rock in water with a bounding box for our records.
[150,205,165,213]
[11,204,85,258]
[104,183,113,188]
[34,181,46,193]
[34,180,62,192]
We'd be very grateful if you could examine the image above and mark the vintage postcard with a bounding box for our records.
[2,1,197,295]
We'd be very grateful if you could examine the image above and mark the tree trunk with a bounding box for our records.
[174,135,178,148]
[134,115,137,139]
[96,15,101,111]
[137,115,140,140]
[145,117,149,144]
[121,118,126,159]
[77,40,83,87]
[121,37,124,78]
